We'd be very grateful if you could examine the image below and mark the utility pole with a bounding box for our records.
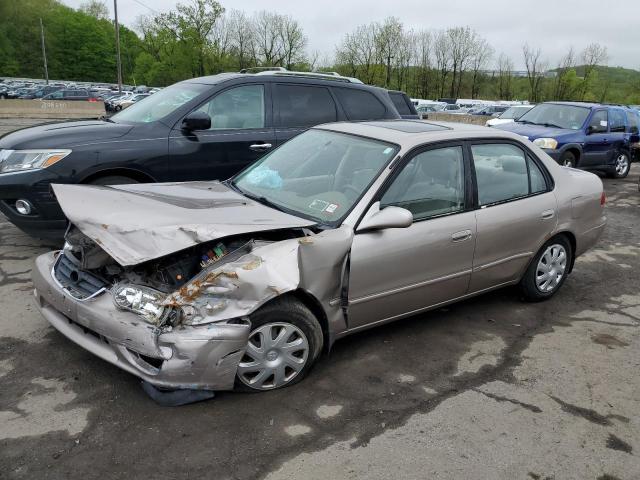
[114,0,122,93]
[39,18,49,85]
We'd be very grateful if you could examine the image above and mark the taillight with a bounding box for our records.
[600,191,606,206]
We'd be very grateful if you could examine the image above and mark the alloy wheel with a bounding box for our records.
[615,153,629,176]
[237,322,309,390]
[535,244,567,293]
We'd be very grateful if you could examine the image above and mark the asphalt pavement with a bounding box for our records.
[0,166,638,480]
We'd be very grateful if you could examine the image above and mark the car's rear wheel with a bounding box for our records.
[236,297,323,391]
[559,151,576,168]
[89,175,139,186]
[520,236,572,302]
[608,151,630,179]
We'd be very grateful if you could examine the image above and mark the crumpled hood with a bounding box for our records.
[52,181,315,266]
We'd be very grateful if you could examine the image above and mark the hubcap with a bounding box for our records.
[562,158,573,167]
[237,322,309,390]
[535,244,567,293]
[615,154,629,175]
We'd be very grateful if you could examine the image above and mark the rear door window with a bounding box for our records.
[274,84,337,127]
[333,88,386,120]
[609,109,626,133]
[471,143,548,206]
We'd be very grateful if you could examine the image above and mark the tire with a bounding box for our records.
[519,235,573,302]
[89,175,139,186]
[235,297,323,392]
[607,151,630,179]
[114,105,122,111]
[559,151,576,168]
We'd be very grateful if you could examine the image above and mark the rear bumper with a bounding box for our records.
[32,252,251,391]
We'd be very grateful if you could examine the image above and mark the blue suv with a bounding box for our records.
[495,102,639,178]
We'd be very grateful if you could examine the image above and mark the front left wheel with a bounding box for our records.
[236,297,323,391]
[520,236,573,302]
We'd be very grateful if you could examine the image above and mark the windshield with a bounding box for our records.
[112,82,210,123]
[233,129,398,224]
[500,106,531,119]
[517,104,589,130]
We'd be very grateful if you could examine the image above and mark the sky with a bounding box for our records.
[62,0,640,70]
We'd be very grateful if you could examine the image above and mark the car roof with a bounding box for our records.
[544,101,602,109]
[182,72,385,91]
[314,120,524,148]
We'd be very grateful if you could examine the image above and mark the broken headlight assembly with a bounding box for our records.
[0,149,72,173]
[113,284,166,323]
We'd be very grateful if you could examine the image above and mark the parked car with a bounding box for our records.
[113,93,150,111]
[470,105,510,116]
[105,92,135,111]
[486,105,534,127]
[18,85,64,99]
[0,70,407,238]
[5,87,37,99]
[495,102,637,178]
[41,89,97,101]
[31,120,606,396]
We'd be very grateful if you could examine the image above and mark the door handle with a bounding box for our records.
[249,143,272,152]
[451,230,472,242]
[541,209,555,220]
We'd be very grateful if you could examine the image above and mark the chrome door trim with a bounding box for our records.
[349,268,472,306]
[473,251,533,272]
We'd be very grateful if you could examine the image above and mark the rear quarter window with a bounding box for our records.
[388,92,413,116]
[334,87,387,120]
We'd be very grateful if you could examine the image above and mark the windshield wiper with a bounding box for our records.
[540,122,563,129]
[235,188,288,214]
[516,120,537,125]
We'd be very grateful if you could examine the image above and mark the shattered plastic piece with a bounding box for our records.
[245,166,283,189]
[141,381,215,406]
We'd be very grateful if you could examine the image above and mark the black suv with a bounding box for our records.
[0,71,415,238]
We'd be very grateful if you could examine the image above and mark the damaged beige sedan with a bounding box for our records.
[32,121,606,397]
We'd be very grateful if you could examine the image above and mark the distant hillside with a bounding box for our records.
[550,65,640,104]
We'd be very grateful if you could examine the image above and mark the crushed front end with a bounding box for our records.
[31,228,306,391]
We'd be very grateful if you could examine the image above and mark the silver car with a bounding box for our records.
[32,120,606,394]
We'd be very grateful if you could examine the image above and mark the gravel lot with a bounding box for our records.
[0,157,638,479]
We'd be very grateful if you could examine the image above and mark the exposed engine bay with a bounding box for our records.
[57,226,313,327]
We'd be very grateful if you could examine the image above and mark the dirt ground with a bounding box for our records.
[0,166,638,480]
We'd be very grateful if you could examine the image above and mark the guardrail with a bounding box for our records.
[0,99,105,119]
[424,112,491,126]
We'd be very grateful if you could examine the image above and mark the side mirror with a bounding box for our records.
[182,111,211,131]
[586,125,594,135]
[357,202,413,232]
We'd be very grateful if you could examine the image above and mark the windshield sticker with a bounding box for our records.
[383,147,394,155]
[325,203,339,213]
[309,199,329,212]
[245,166,283,189]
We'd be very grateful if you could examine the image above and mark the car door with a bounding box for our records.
[168,83,275,182]
[607,108,628,166]
[582,109,610,167]
[273,83,339,146]
[347,145,476,329]
[468,141,557,292]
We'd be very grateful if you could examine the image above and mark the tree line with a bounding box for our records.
[1,0,639,104]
